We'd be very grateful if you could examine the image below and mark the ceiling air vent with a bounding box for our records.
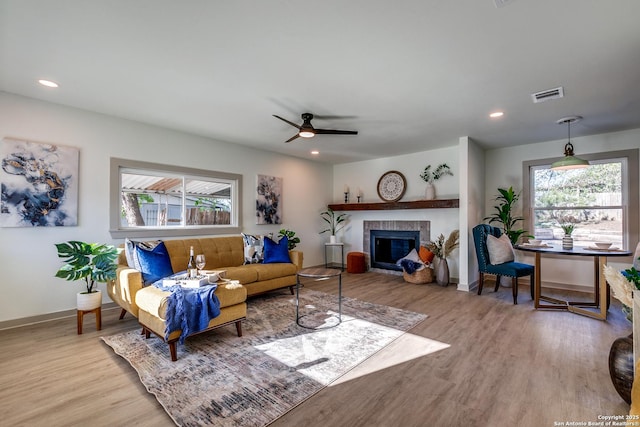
[531,87,564,103]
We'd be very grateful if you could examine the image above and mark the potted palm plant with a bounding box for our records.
[55,241,119,310]
[484,186,529,245]
[319,208,349,243]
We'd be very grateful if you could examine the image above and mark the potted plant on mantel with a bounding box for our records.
[55,241,119,310]
[319,208,349,243]
[420,163,453,200]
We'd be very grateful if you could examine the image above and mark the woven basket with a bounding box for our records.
[402,267,434,284]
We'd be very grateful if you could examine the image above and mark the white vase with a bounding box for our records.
[425,183,436,200]
[329,235,337,244]
[77,290,102,311]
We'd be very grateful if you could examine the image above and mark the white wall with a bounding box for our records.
[0,92,332,323]
[333,144,461,280]
[485,128,640,291]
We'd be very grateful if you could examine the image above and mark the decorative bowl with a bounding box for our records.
[594,242,612,249]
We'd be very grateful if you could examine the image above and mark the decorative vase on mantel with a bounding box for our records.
[425,183,436,200]
[562,235,574,250]
[329,235,337,244]
[436,258,449,286]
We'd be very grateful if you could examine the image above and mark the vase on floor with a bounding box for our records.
[609,333,634,404]
[425,183,436,200]
[436,258,449,286]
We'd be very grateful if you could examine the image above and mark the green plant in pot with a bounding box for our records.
[277,229,300,250]
[319,208,349,243]
[55,241,119,310]
[484,186,529,245]
[560,223,575,249]
[420,163,453,200]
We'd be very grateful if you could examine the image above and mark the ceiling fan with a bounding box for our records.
[273,113,358,143]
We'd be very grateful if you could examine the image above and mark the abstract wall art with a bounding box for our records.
[0,137,79,227]
[256,174,282,225]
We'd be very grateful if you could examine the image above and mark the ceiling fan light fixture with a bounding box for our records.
[551,116,589,170]
[299,130,315,138]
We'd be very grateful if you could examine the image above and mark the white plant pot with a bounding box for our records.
[329,235,337,244]
[425,183,436,200]
[77,290,102,311]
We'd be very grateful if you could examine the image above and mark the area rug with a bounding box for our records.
[102,289,427,427]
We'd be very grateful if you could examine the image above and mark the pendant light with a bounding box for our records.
[551,116,589,170]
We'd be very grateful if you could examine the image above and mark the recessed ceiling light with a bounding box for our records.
[38,79,59,88]
[311,150,319,155]
[489,111,504,118]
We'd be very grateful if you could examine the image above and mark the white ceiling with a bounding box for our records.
[2,0,640,164]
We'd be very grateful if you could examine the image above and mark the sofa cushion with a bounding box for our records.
[263,235,291,264]
[250,262,298,281]
[222,266,259,284]
[126,239,174,285]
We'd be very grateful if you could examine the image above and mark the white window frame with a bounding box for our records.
[110,158,242,239]
[522,149,639,251]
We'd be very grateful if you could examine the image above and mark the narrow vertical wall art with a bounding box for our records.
[256,174,282,224]
[0,137,79,227]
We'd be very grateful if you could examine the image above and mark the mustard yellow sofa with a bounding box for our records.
[107,235,304,320]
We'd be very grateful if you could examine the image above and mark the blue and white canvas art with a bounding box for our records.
[256,174,282,225]
[0,138,79,227]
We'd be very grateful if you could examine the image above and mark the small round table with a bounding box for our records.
[296,267,342,329]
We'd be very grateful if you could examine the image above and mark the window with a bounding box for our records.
[110,158,242,238]
[523,149,639,249]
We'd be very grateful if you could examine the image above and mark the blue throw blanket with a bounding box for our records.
[153,275,221,344]
[398,259,425,275]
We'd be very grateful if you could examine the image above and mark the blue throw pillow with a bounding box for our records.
[263,235,291,264]
[128,240,174,285]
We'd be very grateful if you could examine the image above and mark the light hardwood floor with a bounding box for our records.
[0,272,632,427]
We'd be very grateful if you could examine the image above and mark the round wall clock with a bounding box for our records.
[377,170,407,202]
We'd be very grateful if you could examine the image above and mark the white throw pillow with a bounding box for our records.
[486,234,515,264]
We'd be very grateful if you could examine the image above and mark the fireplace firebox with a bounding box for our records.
[370,230,420,271]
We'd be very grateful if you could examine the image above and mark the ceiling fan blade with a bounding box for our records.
[285,133,301,143]
[315,129,358,136]
[273,115,301,130]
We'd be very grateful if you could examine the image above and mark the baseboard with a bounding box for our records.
[0,302,118,331]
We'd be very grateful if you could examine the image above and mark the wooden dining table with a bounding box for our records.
[515,244,631,320]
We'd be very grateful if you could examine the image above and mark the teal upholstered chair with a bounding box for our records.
[472,224,535,304]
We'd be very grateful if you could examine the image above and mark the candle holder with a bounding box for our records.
[357,195,361,203]
[344,192,349,203]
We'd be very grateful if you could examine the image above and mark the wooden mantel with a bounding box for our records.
[328,198,459,211]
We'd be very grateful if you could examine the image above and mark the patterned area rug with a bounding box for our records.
[102,289,427,427]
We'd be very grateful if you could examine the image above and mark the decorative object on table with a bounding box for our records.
[602,265,639,404]
[419,163,453,200]
[102,289,430,427]
[550,116,589,170]
[54,241,118,310]
[560,223,575,250]
[426,229,459,286]
[320,207,349,243]
[344,184,349,203]
[376,170,406,202]
[277,228,300,250]
[484,186,529,245]
[256,174,282,225]
[1,137,79,227]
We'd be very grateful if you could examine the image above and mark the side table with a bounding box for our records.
[324,243,345,271]
[296,267,342,329]
[77,306,101,334]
